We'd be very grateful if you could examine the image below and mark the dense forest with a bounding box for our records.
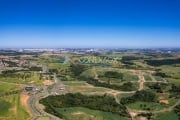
[104,71,123,79]
[145,59,180,66]
[39,93,130,119]
[146,82,168,93]
[120,90,158,104]
[174,105,180,119]
[170,84,180,98]
[70,63,88,76]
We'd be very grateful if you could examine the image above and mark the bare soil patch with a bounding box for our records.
[20,94,29,107]
[43,80,54,86]
[159,100,169,105]
[72,112,85,115]
[11,106,17,116]
[20,94,32,120]
[139,116,147,120]
[129,111,137,117]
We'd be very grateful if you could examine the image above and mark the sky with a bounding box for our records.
[0,0,180,48]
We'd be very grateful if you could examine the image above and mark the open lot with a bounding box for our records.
[55,107,129,120]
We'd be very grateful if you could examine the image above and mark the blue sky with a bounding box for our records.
[0,0,180,48]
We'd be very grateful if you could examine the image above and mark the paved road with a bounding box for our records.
[29,69,178,120]
[29,73,62,120]
[29,95,41,119]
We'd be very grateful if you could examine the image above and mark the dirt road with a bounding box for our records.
[138,72,145,91]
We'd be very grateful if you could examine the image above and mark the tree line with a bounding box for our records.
[145,59,180,66]
[80,76,137,91]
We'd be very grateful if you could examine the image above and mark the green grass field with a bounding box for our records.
[0,83,21,94]
[153,112,179,120]
[157,65,180,85]
[0,94,30,120]
[127,101,165,111]
[80,68,94,78]
[55,107,129,120]
[0,72,42,85]
[159,65,180,79]
[62,81,111,94]
[144,74,152,81]
[62,81,87,86]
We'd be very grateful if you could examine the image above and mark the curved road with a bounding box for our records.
[29,69,179,120]
[29,74,62,120]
